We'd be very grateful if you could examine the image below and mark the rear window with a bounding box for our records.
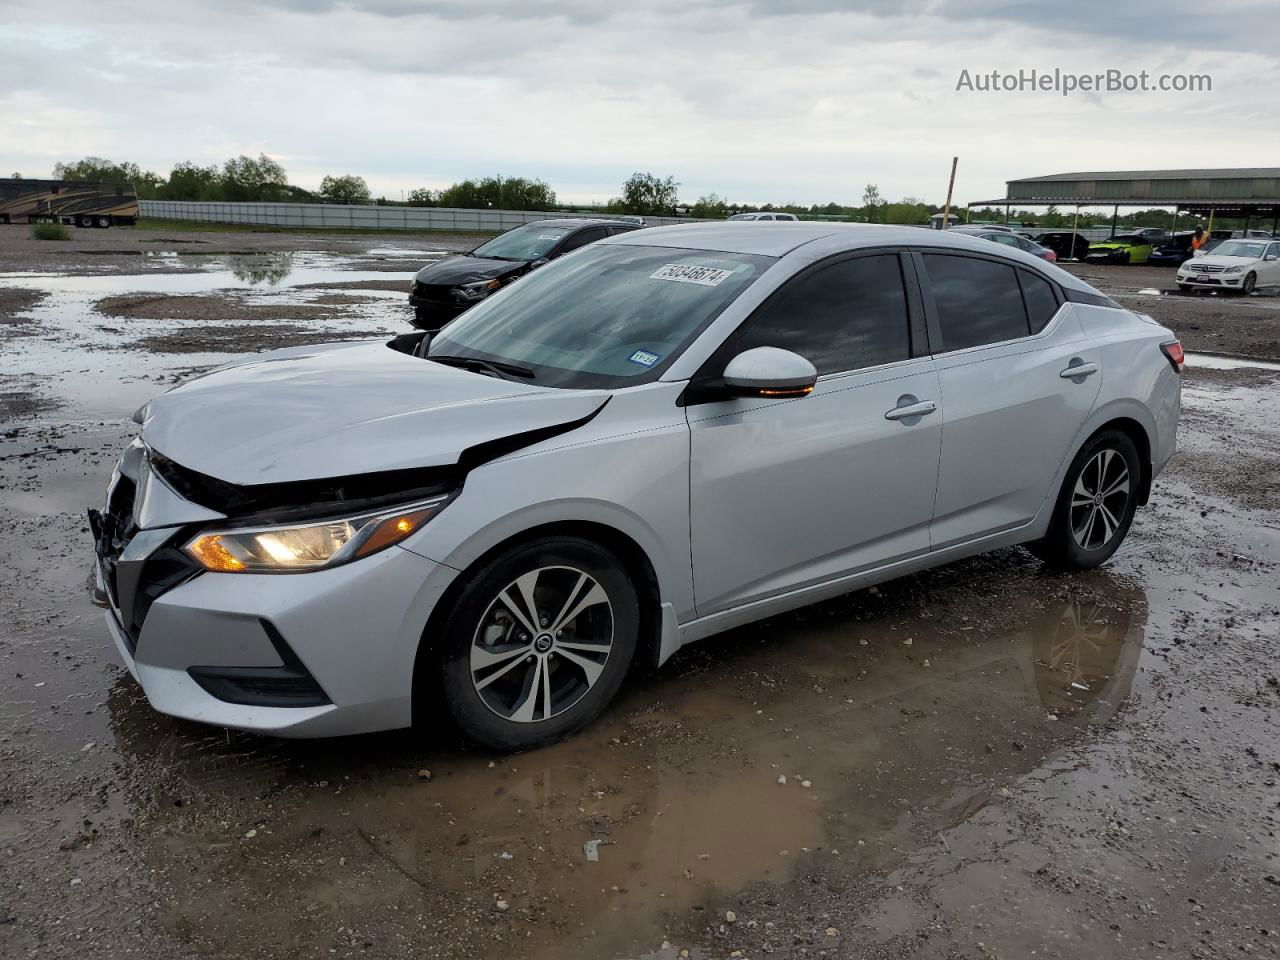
[922,254,1029,351]
[1020,270,1060,333]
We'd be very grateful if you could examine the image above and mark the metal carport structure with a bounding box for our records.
[970,168,1280,237]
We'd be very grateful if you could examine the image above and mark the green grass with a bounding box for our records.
[31,221,72,241]
[134,217,497,239]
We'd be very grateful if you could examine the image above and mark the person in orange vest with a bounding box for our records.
[1191,226,1209,252]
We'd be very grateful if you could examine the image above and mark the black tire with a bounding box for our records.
[1241,272,1257,295]
[437,536,639,751]
[1121,251,1131,265]
[95,215,111,228]
[1027,429,1141,570]
[77,214,93,228]
[1177,284,1192,293]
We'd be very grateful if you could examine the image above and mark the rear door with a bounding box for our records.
[687,251,941,615]
[914,252,1101,550]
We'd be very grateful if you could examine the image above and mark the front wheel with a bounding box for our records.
[1241,272,1257,295]
[1028,430,1141,570]
[438,537,639,751]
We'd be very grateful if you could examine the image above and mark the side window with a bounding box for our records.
[922,254,1029,351]
[734,254,911,375]
[1019,270,1060,333]
[559,227,607,253]
[988,233,1020,247]
[1268,243,1280,260]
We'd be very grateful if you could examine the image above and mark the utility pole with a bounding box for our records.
[941,156,958,229]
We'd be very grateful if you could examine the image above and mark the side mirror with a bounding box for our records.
[722,347,817,399]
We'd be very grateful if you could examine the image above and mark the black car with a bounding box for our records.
[1148,231,1196,267]
[408,218,642,330]
[1033,231,1090,261]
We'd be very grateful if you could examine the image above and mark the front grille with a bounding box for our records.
[91,453,201,654]
[412,281,458,304]
[1192,264,1226,273]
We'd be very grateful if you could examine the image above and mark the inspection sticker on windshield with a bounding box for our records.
[650,263,733,287]
[627,349,661,367]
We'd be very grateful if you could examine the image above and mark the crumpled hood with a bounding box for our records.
[139,340,607,485]
[414,255,528,286]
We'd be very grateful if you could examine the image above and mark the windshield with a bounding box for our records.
[470,223,572,261]
[428,244,774,389]
[1212,240,1266,259]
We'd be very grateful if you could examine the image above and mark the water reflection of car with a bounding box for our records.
[1033,231,1090,261]
[1177,238,1280,295]
[408,218,641,330]
[1086,234,1154,265]
[1148,232,1197,267]
[949,225,1057,262]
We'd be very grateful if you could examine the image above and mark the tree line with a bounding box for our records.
[33,157,1217,228]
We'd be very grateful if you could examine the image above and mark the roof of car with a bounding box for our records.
[521,217,635,229]
[606,221,1096,292]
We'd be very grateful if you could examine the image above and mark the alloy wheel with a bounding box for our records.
[470,565,614,723]
[1070,448,1131,551]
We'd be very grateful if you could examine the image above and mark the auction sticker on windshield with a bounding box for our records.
[650,263,733,286]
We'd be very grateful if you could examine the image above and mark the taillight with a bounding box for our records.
[1160,340,1185,373]
[1044,250,1057,262]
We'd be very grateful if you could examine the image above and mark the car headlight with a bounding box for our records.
[454,278,501,303]
[183,495,448,573]
[1223,265,1243,274]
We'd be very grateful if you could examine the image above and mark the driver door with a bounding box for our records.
[686,251,942,616]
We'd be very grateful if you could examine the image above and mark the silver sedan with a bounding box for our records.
[91,222,1182,750]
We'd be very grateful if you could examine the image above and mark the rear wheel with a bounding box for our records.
[1028,429,1140,570]
[77,214,93,228]
[438,537,639,751]
[95,215,111,228]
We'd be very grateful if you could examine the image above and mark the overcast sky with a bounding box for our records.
[3,0,1278,207]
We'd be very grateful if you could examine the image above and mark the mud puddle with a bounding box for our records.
[0,251,431,422]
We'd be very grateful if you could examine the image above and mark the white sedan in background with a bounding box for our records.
[1177,239,1280,295]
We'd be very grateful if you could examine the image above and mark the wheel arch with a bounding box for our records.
[410,519,666,725]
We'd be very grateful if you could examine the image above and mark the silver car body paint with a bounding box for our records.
[96,222,1180,737]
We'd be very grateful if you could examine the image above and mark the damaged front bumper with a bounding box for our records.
[89,440,459,738]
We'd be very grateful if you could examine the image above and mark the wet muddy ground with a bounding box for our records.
[2,226,1279,960]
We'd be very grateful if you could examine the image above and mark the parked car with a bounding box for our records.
[91,223,1181,750]
[1086,234,1154,265]
[1177,238,1280,294]
[727,212,799,221]
[949,225,1057,262]
[1129,227,1168,244]
[1033,231,1091,261]
[408,218,641,330]
[1148,232,1197,267]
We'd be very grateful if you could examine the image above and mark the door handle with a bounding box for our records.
[1060,361,1098,379]
[884,399,937,421]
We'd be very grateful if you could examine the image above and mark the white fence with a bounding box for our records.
[138,200,698,233]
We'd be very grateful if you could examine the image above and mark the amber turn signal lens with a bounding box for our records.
[352,508,435,559]
[186,534,246,572]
